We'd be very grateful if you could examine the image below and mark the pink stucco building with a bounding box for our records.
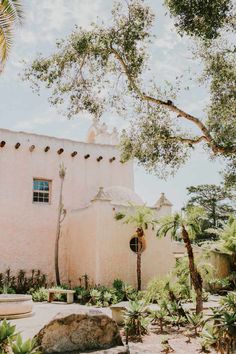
[0,125,183,288]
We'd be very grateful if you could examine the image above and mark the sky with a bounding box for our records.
[0,0,223,210]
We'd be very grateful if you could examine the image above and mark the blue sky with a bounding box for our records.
[0,0,223,209]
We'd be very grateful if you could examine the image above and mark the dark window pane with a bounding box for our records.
[130,237,143,253]
[33,180,50,203]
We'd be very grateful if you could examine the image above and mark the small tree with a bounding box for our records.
[55,164,66,286]
[115,204,156,291]
[157,206,206,314]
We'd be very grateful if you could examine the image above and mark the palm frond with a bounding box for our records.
[2,0,23,24]
[0,0,23,67]
[157,213,181,239]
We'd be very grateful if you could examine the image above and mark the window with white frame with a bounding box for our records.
[33,179,51,203]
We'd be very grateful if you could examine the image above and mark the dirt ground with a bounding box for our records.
[10,302,217,354]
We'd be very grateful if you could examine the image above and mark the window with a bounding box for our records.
[33,179,51,203]
[129,237,144,253]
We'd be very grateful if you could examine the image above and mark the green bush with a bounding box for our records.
[144,278,169,304]
[208,277,232,294]
[30,288,48,302]
[74,279,139,307]
[0,269,47,295]
[88,286,118,307]
[112,279,123,292]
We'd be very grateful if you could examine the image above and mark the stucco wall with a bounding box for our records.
[0,128,133,283]
[67,199,177,288]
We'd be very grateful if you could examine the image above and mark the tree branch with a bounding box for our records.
[168,135,208,145]
[109,47,228,154]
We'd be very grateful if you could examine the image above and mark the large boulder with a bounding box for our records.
[36,309,123,353]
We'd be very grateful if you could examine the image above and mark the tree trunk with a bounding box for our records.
[182,225,203,314]
[212,200,216,227]
[137,248,141,291]
[136,228,144,291]
[55,169,65,286]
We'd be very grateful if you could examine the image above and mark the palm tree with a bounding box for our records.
[0,0,23,69]
[55,164,66,286]
[157,206,206,314]
[115,204,157,291]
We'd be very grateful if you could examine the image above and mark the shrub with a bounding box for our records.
[88,286,118,307]
[112,279,124,292]
[144,278,169,304]
[74,287,91,305]
[30,287,48,302]
[74,280,139,307]
[208,277,232,294]
[0,269,47,294]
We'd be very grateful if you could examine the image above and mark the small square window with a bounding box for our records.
[33,179,51,204]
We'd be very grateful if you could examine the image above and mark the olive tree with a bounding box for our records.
[22,0,236,182]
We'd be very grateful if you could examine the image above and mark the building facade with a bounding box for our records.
[0,125,182,288]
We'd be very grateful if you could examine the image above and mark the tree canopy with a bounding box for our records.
[22,0,236,181]
[186,184,235,227]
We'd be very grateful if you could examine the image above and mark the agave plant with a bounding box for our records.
[124,300,149,343]
[221,292,236,313]
[149,308,168,332]
[0,319,16,351]
[0,0,23,69]
[11,335,40,354]
[186,312,203,336]
[0,320,40,354]
[202,299,236,353]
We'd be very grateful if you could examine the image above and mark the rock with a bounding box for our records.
[36,309,123,353]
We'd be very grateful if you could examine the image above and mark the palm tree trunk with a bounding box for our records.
[137,247,141,291]
[136,228,144,291]
[182,225,203,314]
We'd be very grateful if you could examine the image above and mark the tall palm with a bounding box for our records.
[115,204,157,291]
[0,0,23,69]
[157,206,206,314]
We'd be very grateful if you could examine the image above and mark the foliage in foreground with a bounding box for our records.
[0,319,40,354]
[201,293,236,353]
[124,294,236,353]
